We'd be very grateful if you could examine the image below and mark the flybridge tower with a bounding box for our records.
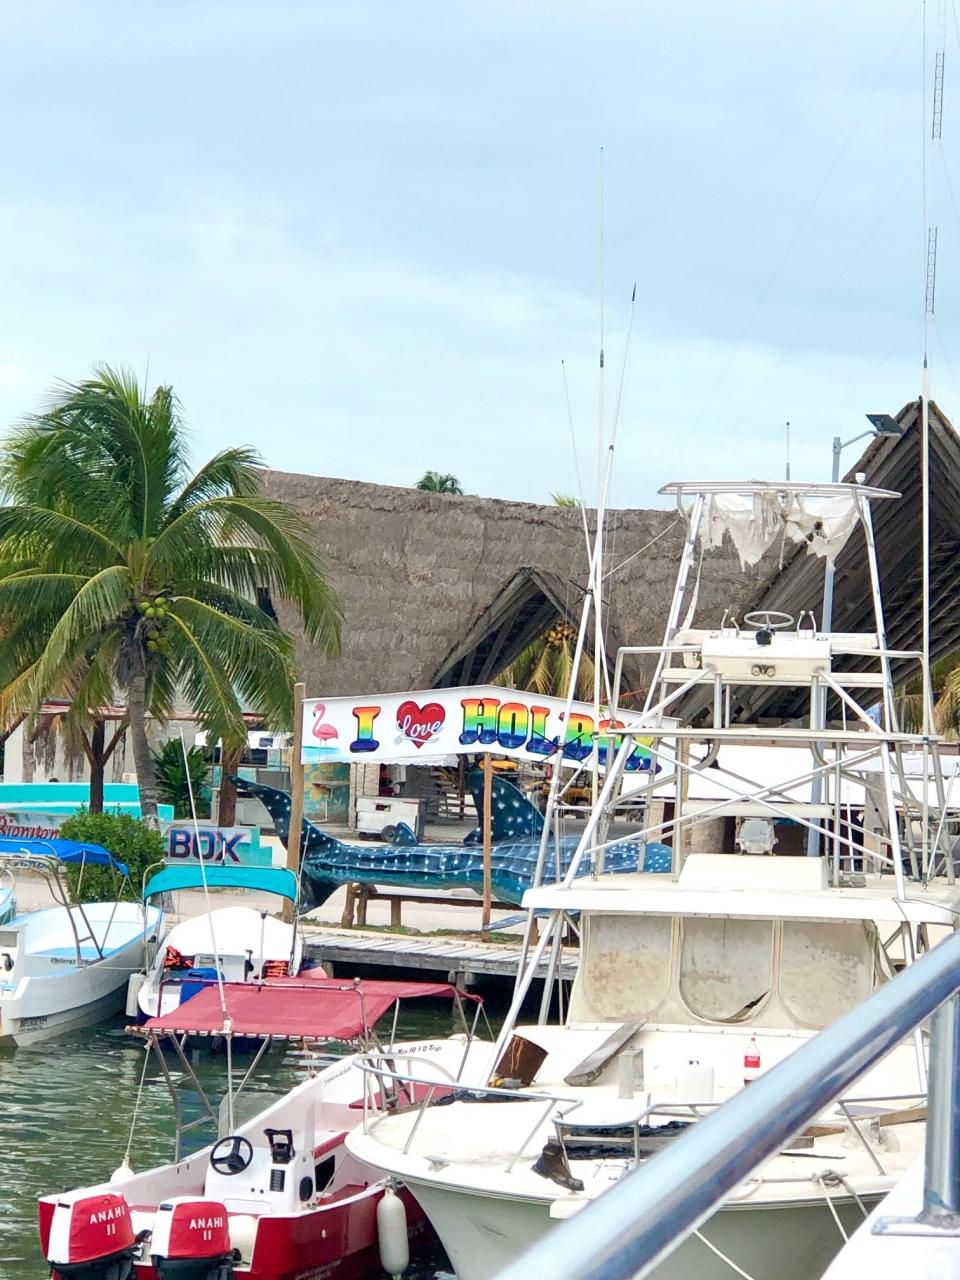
[501,478,956,1043]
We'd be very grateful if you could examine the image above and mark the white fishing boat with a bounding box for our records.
[133,864,304,1021]
[347,478,959,1280]
[38,974,492,1280]
[0,838,163,1047]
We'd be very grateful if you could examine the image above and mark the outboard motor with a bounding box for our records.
[46,1191,139,1280]
[150,1198,234,1280]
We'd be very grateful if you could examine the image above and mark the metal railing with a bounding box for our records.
[493,929,960,1280]
[358,1056,919,1181]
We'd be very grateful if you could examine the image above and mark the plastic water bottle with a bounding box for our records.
[743,1036,761,1085]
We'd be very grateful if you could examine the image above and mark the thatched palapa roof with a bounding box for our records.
[259,472,758,701]
[262,400,960,711]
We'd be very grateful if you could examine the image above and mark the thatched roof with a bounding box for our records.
[259,472,761,701]
[262,398,959,712]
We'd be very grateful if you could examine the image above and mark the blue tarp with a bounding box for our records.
[0,837,128,876]
[143,864,297,903]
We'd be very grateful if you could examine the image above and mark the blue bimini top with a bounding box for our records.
[0,837,129,876]
[143,864,298,903]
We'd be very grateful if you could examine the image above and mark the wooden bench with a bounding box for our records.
[339,884,513,929]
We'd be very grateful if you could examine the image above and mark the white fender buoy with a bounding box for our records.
[377,1182,409,1279]
[110,1156,134,1183]
[125,972,147,1018]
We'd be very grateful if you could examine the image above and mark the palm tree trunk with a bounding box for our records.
[89,719,105,813]
[128,672,159,821]
[218,747,241,826]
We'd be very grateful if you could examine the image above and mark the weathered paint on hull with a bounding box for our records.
[405,1179,879,1280]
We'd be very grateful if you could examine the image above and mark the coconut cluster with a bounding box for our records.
[137,594,170,652]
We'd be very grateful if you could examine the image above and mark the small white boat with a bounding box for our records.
[134,865,303,1021]
[0,838,163,1047]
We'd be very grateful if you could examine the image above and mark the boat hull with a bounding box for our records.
[403,1179,879,1280]
[0,907,159,1047]
[1,982,129,1047]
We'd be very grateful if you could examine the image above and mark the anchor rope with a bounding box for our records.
[693,1228,758,1280]
[816,1170,851,1241]
[123,1040,152,1163]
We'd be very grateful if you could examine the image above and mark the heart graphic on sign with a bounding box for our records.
[397,700,445,748]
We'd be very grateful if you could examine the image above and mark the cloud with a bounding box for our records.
[0,1,951,514]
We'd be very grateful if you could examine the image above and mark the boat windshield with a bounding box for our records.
[575,911,886,1030]
[679,918,773,1022]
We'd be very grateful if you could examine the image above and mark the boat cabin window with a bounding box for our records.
[779,919,877,1027]
[678,918,774,1022]
[580,914,673,1020]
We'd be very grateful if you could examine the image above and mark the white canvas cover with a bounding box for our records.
[700,491,859,568]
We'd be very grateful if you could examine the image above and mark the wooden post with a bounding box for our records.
[284,682,306,924]
[482,753,493,931]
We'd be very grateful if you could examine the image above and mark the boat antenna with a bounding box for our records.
[785,421,791,481]
[561,359,592,552]
[592,146,607,808]
[180,727,234,1127]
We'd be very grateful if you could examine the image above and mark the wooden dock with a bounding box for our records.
[302,928,577,985]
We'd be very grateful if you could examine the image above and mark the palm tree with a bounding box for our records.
[415,471,463,495]
[495,620,596,701]
[0,365,340,819]
[897,655,960,738]
[495,492,593,700]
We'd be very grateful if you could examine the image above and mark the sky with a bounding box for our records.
[0,1,954,508]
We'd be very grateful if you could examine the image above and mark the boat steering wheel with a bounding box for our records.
[210,1135,254,1176]
[743,610,794,631]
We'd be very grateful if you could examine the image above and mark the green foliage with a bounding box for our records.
[415,471,463,495]
[0,364,342,812]
[897,654,960,738]
[551,492,581,507]
[495,619,596,701]
[153,739,211,819]
[58,810,165,904]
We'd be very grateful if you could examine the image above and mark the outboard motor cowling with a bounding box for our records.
[46,1191,138,1280]
[150,1198,234,1280]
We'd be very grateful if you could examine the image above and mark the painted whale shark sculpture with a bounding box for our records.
[232,772,671,913]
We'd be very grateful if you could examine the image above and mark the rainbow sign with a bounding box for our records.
[301,685,656,771]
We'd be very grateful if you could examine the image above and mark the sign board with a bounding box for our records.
[301,685,656,772]
[165,824,271,867]
[0,810,68,839]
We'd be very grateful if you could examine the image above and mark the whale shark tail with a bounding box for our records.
[464,767,544,844]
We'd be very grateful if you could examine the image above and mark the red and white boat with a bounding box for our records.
[38,974,490,1280]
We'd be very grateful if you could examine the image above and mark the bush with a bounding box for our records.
[59,810,166,903]
[154,739,212,819]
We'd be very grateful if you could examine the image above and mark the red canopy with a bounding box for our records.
[138,976,477,1041]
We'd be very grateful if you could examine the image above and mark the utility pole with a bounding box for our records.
[284,682,306,924]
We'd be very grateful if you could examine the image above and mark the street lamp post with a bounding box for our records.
[806,414,903,856]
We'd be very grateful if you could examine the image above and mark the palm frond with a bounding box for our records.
[0,506,122,568]
[165,447,264,521]
[164,611,248,745]
[146,495,340,652]
[30,565,132,698]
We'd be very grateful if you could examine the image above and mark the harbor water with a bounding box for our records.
[1,1006,459,1279]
